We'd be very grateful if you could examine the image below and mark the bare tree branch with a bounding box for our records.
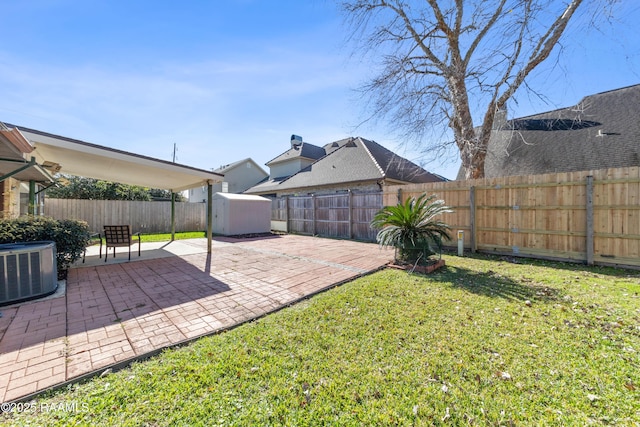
[341,0,604,179]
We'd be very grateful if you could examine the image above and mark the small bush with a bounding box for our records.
[371,194,453,264]
[0,216,91,279]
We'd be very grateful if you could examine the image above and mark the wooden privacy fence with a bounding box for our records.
[272,192,383,241]
[45,199,206,234]
[385,167,640,269]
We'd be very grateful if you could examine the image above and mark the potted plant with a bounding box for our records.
[371,194,452,265]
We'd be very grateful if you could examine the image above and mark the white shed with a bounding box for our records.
[212,192,271,236]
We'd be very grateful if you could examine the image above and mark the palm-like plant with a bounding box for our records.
[371,194,453,264]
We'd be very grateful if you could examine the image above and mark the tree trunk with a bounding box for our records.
[462,146,487,180]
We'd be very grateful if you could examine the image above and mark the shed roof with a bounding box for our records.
[212,192,270,202]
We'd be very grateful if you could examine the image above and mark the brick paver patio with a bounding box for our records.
[0,235,392,403]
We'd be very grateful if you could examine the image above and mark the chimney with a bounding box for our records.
[291,134,303,149]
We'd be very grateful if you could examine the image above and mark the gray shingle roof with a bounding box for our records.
[265,142,326,166]
[472,84,640,179]
[253,137,443,193]
[213,158,250,173]
[241,176,287,194]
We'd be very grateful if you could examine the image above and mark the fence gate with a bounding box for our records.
[272,192,382,242]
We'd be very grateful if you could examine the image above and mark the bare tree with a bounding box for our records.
[341,0,595,179]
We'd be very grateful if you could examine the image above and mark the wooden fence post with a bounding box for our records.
[470,186,477,253]
[348,190,353,239]
[312,194,316,236]
[586,176,594,265]
[285,196,289,233]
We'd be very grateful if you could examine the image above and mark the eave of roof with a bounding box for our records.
[10,124,224,192]
[213,157,268,176]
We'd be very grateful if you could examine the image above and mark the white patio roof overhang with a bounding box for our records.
[6,124,223,253]
[17,126,223,192]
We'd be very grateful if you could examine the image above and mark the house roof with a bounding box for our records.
[265,141,326,166]
[0,124,55,183]
[9,124,223,192]
[247,137,443,194]
[470,84,640,179]
[241,176,288,194]
[213,157,267,176]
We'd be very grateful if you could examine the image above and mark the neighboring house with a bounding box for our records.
[188,158,267,202]
[458,84,640,179]
[246,135,445,197]
[0,123,55,217]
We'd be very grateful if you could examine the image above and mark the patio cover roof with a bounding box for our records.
[0,126,55,183]
[11,124,223,192]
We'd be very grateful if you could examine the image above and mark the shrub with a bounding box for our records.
[371,194,452,264]
[0,216,91,279]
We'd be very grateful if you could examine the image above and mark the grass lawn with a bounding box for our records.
[140,231,206,242]
[89,231,206,246]
[3,254,639,425]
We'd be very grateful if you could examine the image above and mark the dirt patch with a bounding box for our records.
[387,259,446,274]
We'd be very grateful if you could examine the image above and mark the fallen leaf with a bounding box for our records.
[496,371,512,380]
[442,407,450,422]
[587,394,599,402]
[624,382,636,391]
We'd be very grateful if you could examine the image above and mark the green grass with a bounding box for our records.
[3,254,639,426]
[89,231,206,246]
[139,231,206,242]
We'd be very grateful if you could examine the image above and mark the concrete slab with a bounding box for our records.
[0,235,392,403]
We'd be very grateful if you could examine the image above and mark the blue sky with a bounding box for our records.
[1,1,639,180]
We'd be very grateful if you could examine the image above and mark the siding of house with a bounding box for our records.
[219,161,268,193]
[189,159,268,201]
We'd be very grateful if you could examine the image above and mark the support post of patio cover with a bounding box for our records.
[171,192,176,241]
[207,181,213,253]
[28,180,36,215]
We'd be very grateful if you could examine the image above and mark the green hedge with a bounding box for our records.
[0,216,91,279]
